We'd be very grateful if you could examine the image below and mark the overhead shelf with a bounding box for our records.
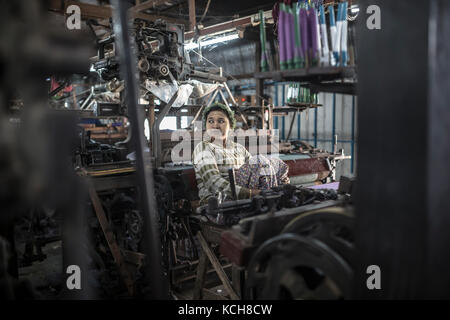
[254,66,356,82]
[270,105,322,115]
[306,82,356,95]
[254,66,357,95]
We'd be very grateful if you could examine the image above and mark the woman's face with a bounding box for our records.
[206,110,231,141]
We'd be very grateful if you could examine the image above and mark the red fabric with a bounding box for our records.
[50,77,73,93]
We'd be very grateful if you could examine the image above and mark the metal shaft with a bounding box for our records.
[111,0,167,299]
[228,168,237,200]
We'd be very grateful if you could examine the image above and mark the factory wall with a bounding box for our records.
[271,84,358,179]
[188,39,256,76]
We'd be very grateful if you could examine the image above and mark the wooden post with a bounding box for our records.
[193,251,208,299]
[197,232,239,300]
[188,0,196,32]
[232,265,245,299]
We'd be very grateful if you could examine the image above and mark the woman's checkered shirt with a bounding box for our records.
[192,140,252,204]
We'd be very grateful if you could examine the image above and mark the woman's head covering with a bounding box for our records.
[202,102,236,129]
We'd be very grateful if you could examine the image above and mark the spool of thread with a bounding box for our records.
[285,4,294,69]
[279,3,287,70]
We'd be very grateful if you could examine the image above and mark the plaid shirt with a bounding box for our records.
[192,140,251,204]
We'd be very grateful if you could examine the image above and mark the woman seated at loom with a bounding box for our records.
[192,102,290,205]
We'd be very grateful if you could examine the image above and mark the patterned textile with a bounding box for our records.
[235,155,290,190]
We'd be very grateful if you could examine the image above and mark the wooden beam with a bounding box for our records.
[132,11,187,25]
[48,0,187,25]
[48,0,112,19]
[133,0,175,12]
[197,232,239,300]
[193,251,208,299]
[188,0,196,31]
[89,186,135,296]
[185,16,252,40]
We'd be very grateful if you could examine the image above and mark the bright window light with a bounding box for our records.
[185,33,239,50]
[160,116,177,130]
[350,5,359,13]
[181,116,188,128]
[144,118,150,140]
[144,117,179,140]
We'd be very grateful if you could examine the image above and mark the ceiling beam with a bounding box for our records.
[185,16,252,40]
[49,0,113,20]
[184,10,272,40]
[48,0,187,26]
[131,11,187,25]
[132,0,176,12]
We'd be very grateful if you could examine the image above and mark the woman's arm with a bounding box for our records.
[193,142,251,200]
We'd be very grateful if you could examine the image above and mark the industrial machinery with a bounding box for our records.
[92,19,225,85]
[1,0,355,300]
[93,20,190,83]
[218,177,355,299]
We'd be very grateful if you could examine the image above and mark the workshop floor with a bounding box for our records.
[18,241,63,299]
[17,240,229,300]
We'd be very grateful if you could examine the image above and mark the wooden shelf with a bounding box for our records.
[255,65,356,81]
[272,105,323,115]
[286,102,322,108]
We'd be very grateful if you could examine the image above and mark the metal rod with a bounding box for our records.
[274,84,279,130]
[228,168,237,200]
[223,83,238,106]
[314,107,318,148]
[48,81,69,98]
[332,93,336,153]
[351,95,355,173]
[189,105,205,127]
[188,88,219,128]
[206,88,220,107]
[217,89,248,128]
[286,109,297,141]
[80,87,94,110]
[190,70,227,82]
[225,83,250,127]
[282,84,285,140]
[286,138,354,143]
[111,0,166,299]
[218,89,229,105]
[152,92,179,166]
